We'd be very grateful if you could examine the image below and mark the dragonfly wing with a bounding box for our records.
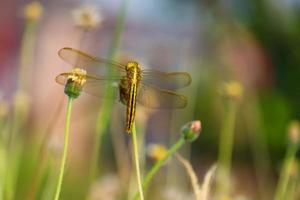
[137,83,187,109]
[141,70,191,90]
[82,75,121,98]
[55,73,121,99]
[58,47,126,75]
[55,73,71,85]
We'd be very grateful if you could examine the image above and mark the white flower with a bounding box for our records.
[72,5,103,30]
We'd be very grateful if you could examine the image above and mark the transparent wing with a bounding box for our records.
[58,47,126,75]
[55,72,72,85]
[141,69,191,90]
[55,73,121,99]
[137,83,188,109]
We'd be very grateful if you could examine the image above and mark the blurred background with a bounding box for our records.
[0,0,299,199]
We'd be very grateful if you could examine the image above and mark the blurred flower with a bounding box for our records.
[72,5,103,30]
[162,187,194,200]
[147,144,167,161]
[181,120,201,142]
[88,174,121,200]
[47,135,63,157]
[221,81,243,101]
[13,90,30,115]
[219,26,273,90]
[288,159,299,178]
[288,120,300,145]
[23,1,43,21]
[0,95,8,119]
[233,195,251,200]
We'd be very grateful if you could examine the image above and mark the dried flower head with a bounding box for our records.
[63,68,87,98]
[181,120,201,142]
[68,68,87,86]
[288,120,300,145]
[72,5,103,30]
[147,144,167,161]
[23,1,43,21]
[222,81,243,101]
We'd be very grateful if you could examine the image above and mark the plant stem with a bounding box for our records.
[89,0,130,182]
[131,123,144,200]
[274,142,298,200]
[216,100,237,197]
[5,15,40,200]
[54,97,73,200]
[132,137,185,200]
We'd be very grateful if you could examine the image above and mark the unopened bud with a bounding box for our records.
[181,120,201,142]
[23,1,43,21]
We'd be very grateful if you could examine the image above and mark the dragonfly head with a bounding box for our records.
[126,61,139,70]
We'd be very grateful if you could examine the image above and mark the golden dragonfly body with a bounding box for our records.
[56,47,191,133]
[120,61,141,133]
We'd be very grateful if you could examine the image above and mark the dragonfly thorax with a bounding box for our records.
[126,61,141,84]
[126,61,139,70]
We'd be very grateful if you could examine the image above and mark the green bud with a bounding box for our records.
[181,120,201,142]
[64,79,82,99]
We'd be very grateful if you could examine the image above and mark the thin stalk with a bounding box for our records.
[175,154,201,200]
[30,26,88,199]
[54,97,73,200]
[274,143,298,200]
[89,0,130,181]
[132,137,185,200]
[18,20,38,92]
[131,123,144,200]
[216,100,237,197]
[5,15,40,200]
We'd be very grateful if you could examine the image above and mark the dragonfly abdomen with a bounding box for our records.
[125,81,138,134]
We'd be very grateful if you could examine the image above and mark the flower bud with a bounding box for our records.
[23,1,43,22]
[181,120,201,142]
[147,144,167,161]
[221,81,243,101]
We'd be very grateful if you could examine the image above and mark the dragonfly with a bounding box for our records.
[55,47,192,133]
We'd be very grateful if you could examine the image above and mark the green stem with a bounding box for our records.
[18,20,38,92]
[132,137,186,200]
[274,142,298,200]
[54,97,73,200]
[131,123,144,200]
[216,100,237,197]
[5,17,39,200]
[89,0,130,182]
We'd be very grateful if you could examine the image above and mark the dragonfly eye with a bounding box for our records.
[126,61,139,70]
